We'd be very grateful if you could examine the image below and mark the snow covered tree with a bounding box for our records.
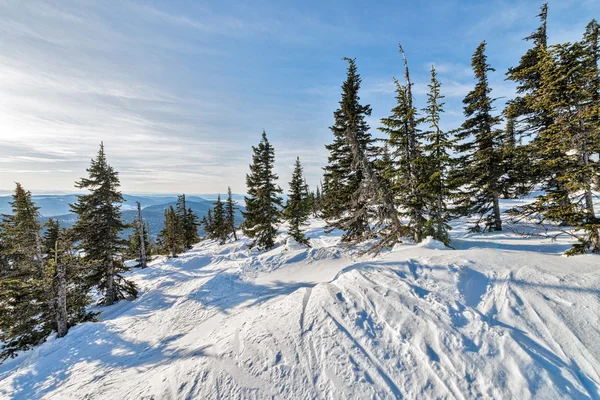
[71,143,137,305]
[452,41,504,232]
[225,187,238,241]
[421,66,454,246]
[243,131,283,250]
[284,157,310,246]
[176,194,199,250]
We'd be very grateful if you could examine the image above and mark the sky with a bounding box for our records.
[0,0,598,195]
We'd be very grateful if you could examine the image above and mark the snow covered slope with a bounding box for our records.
[0,219,599,399]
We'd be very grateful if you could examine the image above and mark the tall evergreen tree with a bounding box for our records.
[421,66,454,246]
[225,187,238,241]
[0,186,93,361]
[71,143,137,305]
[0,184,48,360]
[243,131,283,250]
[176,194,199,250]
[379,47,427,242]
[284,157,310,245]
[505,3,558,198]
[452,41,504,232]
[322,58,376,243]
[211,195,227,243]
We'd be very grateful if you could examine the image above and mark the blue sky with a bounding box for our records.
[0,0,598,195]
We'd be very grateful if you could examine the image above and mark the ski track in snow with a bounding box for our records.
[0,218,599,399]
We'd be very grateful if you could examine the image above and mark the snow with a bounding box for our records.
[1,215,599,399]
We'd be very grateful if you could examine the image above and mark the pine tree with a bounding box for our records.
[322,58,377,243]
[225,187,238,241]
[0,187,93,361]
[202,209,214,238]
[536,36,599,254]
[243,131,283,250]
[71,143,137,305]
[176,194,199,250]
[379,47,427,242]
[452,41,504,232]
[158,206,182,257]
[212,195,227,243]
[421,66,454,246]
[0,184,49,360]
[284,157,310,245]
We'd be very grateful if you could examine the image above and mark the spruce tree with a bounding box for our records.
[0,184,49,360]
[379,47,427,242]
[176,194,199,250]
[0,186,93,361]
[505,3,556,198]
[421,66,454,246]
[225,187,238,241]
[242,131,283,250]
[452,42,504,232]
[284,157,310,245]
[212,195,227,243]
[158,205,182,257]
[71,143,137,305]
[322,58,376,243]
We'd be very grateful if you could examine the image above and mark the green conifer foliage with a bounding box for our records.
[225,187,238,241]
[243,131,283,250]
[322,58,376,243]
[158,206,182,257]
[212,195,227,244]
[284,157,310,246]
[70,143,137,305]
[176,194,200,250]
[421,66,454,246]
[452,41,504,232]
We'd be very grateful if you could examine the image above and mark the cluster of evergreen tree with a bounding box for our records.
[505,5,600,255]
[238,131,317,250]
[157,194,200,257]
[0,143,135,360]
[201,188,238,244]
[321,3,599,255]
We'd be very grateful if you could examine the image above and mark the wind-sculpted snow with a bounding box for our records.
[0,219,599,399]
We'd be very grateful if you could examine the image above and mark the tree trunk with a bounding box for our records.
[493,194,502,231]
[35,231,44,278]
[55,240,68,338]
[232,223,238,241]
[137,202,147,268]
[105,258,116,305]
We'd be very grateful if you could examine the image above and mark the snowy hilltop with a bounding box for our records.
[0,217,598,399]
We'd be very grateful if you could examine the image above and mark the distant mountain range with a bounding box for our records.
[0,194,245,238]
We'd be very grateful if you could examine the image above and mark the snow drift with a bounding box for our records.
[0,219,599,399]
